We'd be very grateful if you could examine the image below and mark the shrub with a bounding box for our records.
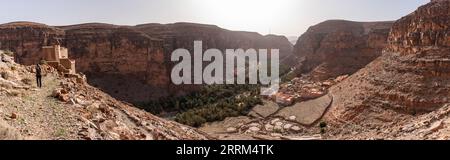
[39,59,47,65]
[320,128,326,134]
[21,78,32,85]
[138,84,263,127]
[282,72,297,83]
[0,72,9,80]
[175,112,206,127]
[3,50,13,56]
[174,94,262,127]
[411,109,417,116]
[319,121,327,128]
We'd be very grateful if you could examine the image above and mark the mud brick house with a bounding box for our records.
[42,45,76,75]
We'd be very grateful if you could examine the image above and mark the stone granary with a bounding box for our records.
[42,45,76,75]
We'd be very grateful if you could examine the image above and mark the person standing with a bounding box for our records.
[36,63,42,88]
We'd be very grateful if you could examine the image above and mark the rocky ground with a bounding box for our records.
[322,0,450,140]
[0,52,209,140]
[199,76,341,140]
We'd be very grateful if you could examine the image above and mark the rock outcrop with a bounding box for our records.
[293,20,393,80]
[327,0,450,124]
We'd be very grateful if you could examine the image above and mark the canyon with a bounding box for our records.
[293,20,393,80]
[0,22,293,103]
[200,0,450,140]
[1,0,450,140]
[322,0,450,139]
[328,0,450,123]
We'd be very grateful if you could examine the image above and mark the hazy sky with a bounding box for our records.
[1,0,428,36]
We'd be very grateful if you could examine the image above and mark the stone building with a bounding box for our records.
[42,45,76,74]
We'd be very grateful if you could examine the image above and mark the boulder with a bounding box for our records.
[248,126,261,132]
[226,127,237,133]
[264,124,274,131]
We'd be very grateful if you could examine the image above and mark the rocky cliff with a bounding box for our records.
[0,22,64,65]
[134,22,293,60]
[293,20,393,80]
[60,23,170,103]
[134,22,294,96]
[327,0,450,125]
[0,22,293,103]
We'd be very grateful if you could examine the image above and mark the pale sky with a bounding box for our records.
[1,0,429,36]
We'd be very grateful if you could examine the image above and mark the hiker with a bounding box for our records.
[36,63,42,88]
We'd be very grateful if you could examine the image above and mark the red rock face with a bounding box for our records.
[327,0,450,124]
[293,20,393,80]
[387,0,450,54]
[0,22,294,103]
[0,22,65,65]
[134,22,294,97]
[134,22,293,61]
[60,23,170,102]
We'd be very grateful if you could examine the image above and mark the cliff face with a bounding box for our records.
[134,23,293,60]
[0,22,294,103]
[60,23,170,102]
[327,0,450,124]
[293,20,393,80]
[387,0,450,54]
[134,22,294,96]
[0,22,65,65]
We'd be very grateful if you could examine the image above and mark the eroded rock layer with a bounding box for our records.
[0,22,293,103]
[327,0,450,124]
[61,23,170,102]
[293,20,393,80]
[0,22,65,65]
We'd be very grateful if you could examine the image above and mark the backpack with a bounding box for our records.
[36,65,42,76]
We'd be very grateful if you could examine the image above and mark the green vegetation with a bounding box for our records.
[0,71,8,79]
[21,78,33,85]
[136,62,294,127]
[137,84,263,127]
[175,93,262,127]
[319,121,327,128]
[39,59,47,65]
[319,121,327,134]
[54,128,67,137]
[320,128,326,134]
[281,71,297,83]
[3,50,14,56]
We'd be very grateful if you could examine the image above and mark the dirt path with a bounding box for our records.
[1,75,80,139]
